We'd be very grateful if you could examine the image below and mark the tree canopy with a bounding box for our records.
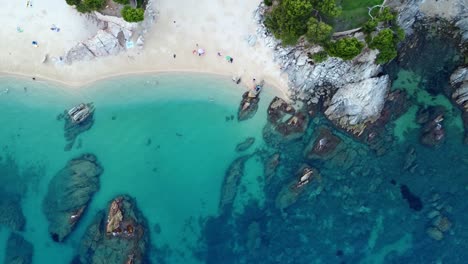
[121,6,145,22]
[369,28,398,64]
[264,0,340,45]
[305,17,333,45]
[326,37,364,61]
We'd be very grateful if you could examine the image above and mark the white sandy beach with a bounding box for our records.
[0,0,288,96]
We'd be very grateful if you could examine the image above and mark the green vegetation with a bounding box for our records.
[264,0,341,45]
[305,17,333,45]
[368,28,403,64]
[264,0,314,45]
[310,51,329,63]
[264,0,273,6]
[65,0,146,21]
[113,0,130,5]
[326,37,364,60]
[121,5,145,22]
[333,0,383,31]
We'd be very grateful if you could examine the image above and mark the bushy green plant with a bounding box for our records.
[311,0,341,17]
[369,28,398,64]
[310,51,328,63]
[264,0,273,6]
[326,37,364,60]
[362,19,378,34]
[376,7,395,23]
[113,0,130,4]
[66,0,81,6]
[305,17,333,45]
[82,0,106,11]
[264,0,313,45]
[121,5,145,22]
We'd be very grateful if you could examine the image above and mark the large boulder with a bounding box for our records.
[3,233,34,264]
[73,195,150,264]
[450,66,468,143]
[43,154,103,242]
[219,155,251,214]
[325,75,390,127]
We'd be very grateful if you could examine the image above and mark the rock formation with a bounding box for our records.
[238,92,260,121]
[3,232,33,264]
[43,154,103,242]
[304,127,342,161]
[219,155,251,214]
[65,1,156,63]
[74,195,150,264]
[0,195,25,232]
[235,137,255,152]
[263,97,309,142]
[450,66,468,143]
[416,106,446,147]
[57,103,95,151]
[275,165,321,211]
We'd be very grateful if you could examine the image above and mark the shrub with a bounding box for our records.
[264,0,273,6]
[114,0,130,4]
[305,17,333,45]
[376,7,395,23]
[311,0,341,17]
[264,0,313,45]
[369,28,398,64]
[121,5,145,22]
[310,51,328,63]
[362,20,378,34]
[66,0,81,6]
[326,37,364,61]
[82,0,106,11]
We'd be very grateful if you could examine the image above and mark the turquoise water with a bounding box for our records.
[0,74,275,263]
[1,72,468,263]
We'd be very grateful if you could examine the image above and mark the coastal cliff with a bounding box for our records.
[254,0,467,131]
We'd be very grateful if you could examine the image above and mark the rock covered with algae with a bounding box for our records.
[42,154,103,242]
[73,195,150,264]
[3,232,34,264]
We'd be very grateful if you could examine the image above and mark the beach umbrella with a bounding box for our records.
[198,48,205,55]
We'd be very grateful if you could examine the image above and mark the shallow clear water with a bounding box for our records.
[1,72,467,264]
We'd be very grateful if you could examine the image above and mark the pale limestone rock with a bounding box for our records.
[325,75,390,126]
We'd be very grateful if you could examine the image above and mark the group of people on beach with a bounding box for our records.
[191,44,234,63]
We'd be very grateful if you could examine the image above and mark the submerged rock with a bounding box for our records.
[264,153,280,184]
[43,154,103,242]
[416,106,446,147]
[304,127,341,161]
[275,165,321,211]
[235,137,255,152]
[4,232,33,264]
[0,194,25,232]
[219,155,251,214]
[74,195,150,264]
[400,184,423,211]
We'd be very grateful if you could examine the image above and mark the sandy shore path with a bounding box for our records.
[0,0,289,97]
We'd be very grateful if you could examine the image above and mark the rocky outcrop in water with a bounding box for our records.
[57,103,95,151]
[238,92,260,121]
[73,195,150,264]
[43,154,103,242]
[275,165,321,212]
[263,97,309,143]
[304,127,341,161]
[450,66,468,144]
[0,195,25,232]
[416,106,446,147]
[4,232,33,264]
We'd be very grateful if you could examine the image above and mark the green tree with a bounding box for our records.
[305,17,333,44]
[121,6,145,22]
[362,19,378,34]
[310,51,328,63]
[369,28,398,64]
[82,0,105,11]
[376,7,395,22]
[311,0,341,17]
[327,37,364,60]
[264,0,313,45]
